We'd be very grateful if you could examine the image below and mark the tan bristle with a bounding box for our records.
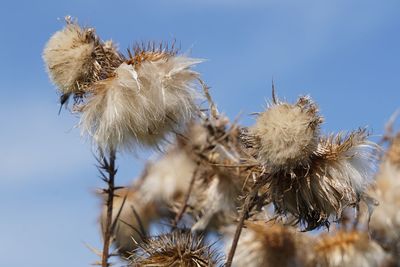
[311,231,392,267]
[228,221,311,267]
[267,128,378,230]
[129,231,219,267]
[386,133,400,166]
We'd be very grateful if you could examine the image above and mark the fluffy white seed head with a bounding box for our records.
[269,129,379,230]
[43,20,98,95]
[250,96,322,171]
[80,55,201,151]
[43,19,123,103]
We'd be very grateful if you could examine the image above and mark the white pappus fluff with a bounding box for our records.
[43,21,98,95]
[139,146,197,205]
[81,56,202,151]
[250,96,322,171]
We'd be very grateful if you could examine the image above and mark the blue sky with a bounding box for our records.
[0,1,399,266]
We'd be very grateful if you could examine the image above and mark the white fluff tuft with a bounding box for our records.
[191,174,239,232]
[317,129,378,194]
[250,96,322,171]
[43,21,98,95]
[139,147,197,204]
[80,56,201,151]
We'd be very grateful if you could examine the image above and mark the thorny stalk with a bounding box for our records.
[172,162,200,228]
[100,149,117,267]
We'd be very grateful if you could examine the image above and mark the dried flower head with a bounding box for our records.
[268,129,378,230]
[386,133,400,166]
[99,187,157,256]
[175,118,255,231]
[310,231,392,267]
[228,221,311,267]
[249,96,323,172]
[129,231,219,267]
[80,49,202,151]
[43,17,123,105]
[369,134,400,259]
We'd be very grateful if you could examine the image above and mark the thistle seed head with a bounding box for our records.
[129,231,219,267]
[250,96,323,172]
[43,18,123,103]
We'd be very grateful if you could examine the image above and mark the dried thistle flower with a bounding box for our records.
[43,17,123,105]
[369,134,400,259]
[267,128,378,230]
[129,230,219,267]
[249,96,323,172]
[227,221,311,267]
[99,187,157,257]
[310,231,393,267]
[80,50,202,151]
[385,132,400,166]
[176,118,255,231]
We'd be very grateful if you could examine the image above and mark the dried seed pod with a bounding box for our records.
[80,52,202,151]
[268,129,378,230]
[227,221,311,267]
[310,231,393,267]
[99,187,157,257]
[249,96,323,172]
[43,17,123,104]
[129,231,219,267]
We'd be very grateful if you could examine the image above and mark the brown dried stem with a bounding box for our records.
[172,162,200,228]
[225,180,266,267]
[100,149,117,267]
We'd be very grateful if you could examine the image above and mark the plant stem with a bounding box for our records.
[101,150,117,267]
[225,181,263,267]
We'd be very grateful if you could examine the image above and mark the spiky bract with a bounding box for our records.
[129,231,219,267]
[268,129,378,230]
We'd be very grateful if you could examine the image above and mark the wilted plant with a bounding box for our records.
[44,17,398,267]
